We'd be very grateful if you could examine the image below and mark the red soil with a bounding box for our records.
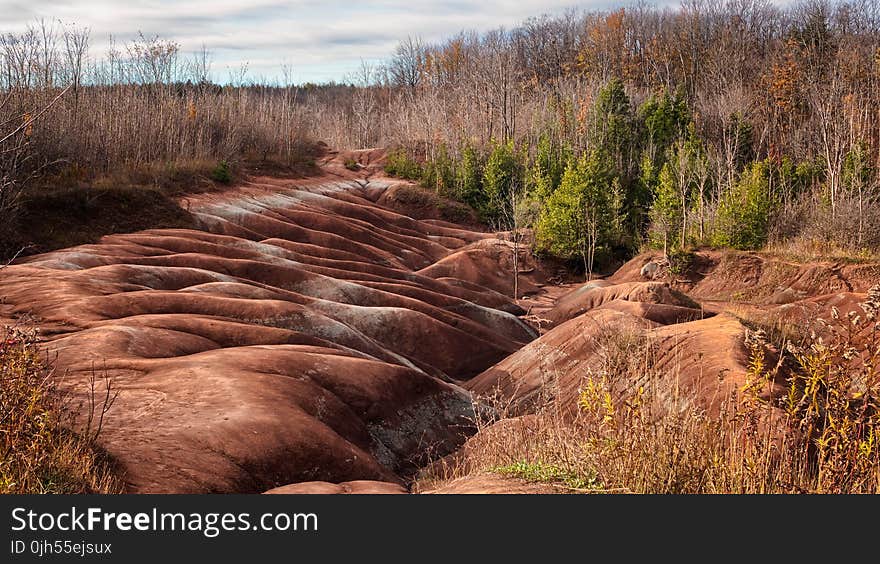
[0,151,538,493]
[6,150,876,494]
[469,250,879,420]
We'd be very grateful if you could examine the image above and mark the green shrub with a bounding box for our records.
[667,248,695,276]
[384,148,422,180]
[211,160,233,184]
[713,160,776,250]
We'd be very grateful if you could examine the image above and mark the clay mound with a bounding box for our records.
[468,307,772,416]
[321,147,389,177]
[0,171,536,493]
[773,290,878,349]
[374,181,480,226]
[467,308,656,413]
[612,250,880,304]
[545,280,701,326]
[264,481,406,494]
[595,299,709,325]
[418,238,551,297]
[646,314,780,413]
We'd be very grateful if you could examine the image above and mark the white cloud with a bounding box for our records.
[0,0,793,83]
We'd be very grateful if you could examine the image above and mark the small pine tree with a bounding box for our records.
[713,160,776,250]
[638,88,689,158]
[211,160,233,184]
[588,78,633,158]
[456,141,484,210]
[482,139,519,224]
[423,142,455,195]
[648,161,683,254]
[528,134,571,201]
[536,149,614,279]
[384,148,422,180]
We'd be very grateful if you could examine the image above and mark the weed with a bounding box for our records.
[0,327,123,493]
[417,304,880,493]
[492,460,600,490]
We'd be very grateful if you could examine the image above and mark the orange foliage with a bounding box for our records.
[768,39,802,114]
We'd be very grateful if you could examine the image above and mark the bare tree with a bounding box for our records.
[389,36,424,94]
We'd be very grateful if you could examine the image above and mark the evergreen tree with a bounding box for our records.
[714,160,776,250]
[423,142,455,195]
[638,88,689,160]
[536,149,615,279]
[648,161,683,254]
[588,78,633,159]
[528,133,570,201]
[587,78,641,247]
[636,89,690,238]
[482,139,519,223]
[456,141,484,211]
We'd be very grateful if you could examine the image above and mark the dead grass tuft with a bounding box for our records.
[416,297,880,493]
[0,327,123,494]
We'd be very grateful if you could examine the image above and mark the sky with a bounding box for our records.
[0,0,641,83]
[0,0,790,84]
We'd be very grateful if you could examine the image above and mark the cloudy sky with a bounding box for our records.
[0,0,640,83]
[1,0,788,84]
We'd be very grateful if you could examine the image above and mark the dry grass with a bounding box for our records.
[0,27,323,258]
[764,237,880,264]
[417,290,880,494]
[0,327,123,494]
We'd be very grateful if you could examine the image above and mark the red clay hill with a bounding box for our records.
[0,149,542,493]
[2,148,877,494]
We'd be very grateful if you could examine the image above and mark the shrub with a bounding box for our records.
[210,160,233,184]
[767,290,880,492]
[384,148,422,180]
[666,248,695,276]
[0,327,122,493]
[343,158,360,171]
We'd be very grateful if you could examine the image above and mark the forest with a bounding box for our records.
[2,0,879,268]
[372,0,880,273]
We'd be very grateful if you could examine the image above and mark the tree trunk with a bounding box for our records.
[512,230,519,300]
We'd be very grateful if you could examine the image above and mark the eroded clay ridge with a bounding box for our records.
[469,251,880,421]
[0,162,536,493]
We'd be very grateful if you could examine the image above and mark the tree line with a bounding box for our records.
[0,22,350,249]
[371,0,880,269]
[2,1,879,268]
